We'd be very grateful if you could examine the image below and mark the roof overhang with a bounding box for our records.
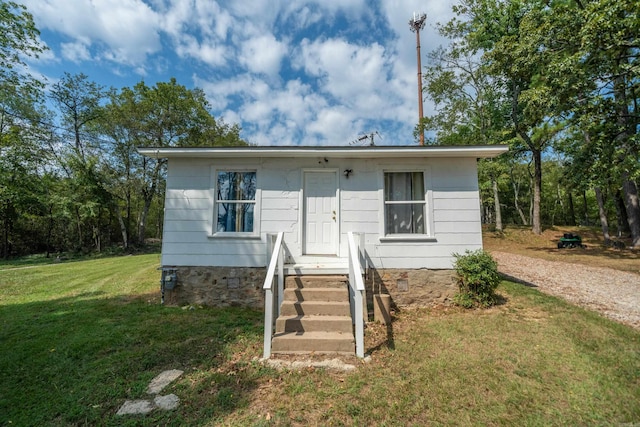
[137,145,509,159]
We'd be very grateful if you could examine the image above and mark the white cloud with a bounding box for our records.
[195,0,233,40]
[156,0,233,67]
[198,72,361,146]
[307,106,357,142]
[24,0,162,66]
[295,38,402,117]
[60,42,91,63]
[23,0,457,146]
[176,35,228,66]
[239,34,288,77]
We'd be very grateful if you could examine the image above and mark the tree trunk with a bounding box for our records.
[492,177,502,232]
[510,167,529,225]
[582,190,589,226]
[115,203,128,249]
[594,187,610,243]
[46,203,54,258]
[75,207,83,251]
[138,161,163,246]
[567,191,576,226]
[531,148,542,234]
[622,176,640,248]
[2,213,9,259]
[615,189,630,236]
[553,184,564,227]
[512,181,529,225]
[613,72,639,246]
[138,203,151,246]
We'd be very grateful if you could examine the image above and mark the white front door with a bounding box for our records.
[304,171,337,255]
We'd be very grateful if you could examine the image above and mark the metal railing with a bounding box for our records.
[262,232,284,359]
[347,232,366,358]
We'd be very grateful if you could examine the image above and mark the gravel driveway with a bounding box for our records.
[491,251,640,330]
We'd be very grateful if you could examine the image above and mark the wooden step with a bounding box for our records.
[276,315,353,333]
[283,287,347,302]
[271,331,355,354]
[280,300,351,317]
[285,275,348,289]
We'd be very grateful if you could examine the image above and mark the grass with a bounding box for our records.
[1,248,640,425]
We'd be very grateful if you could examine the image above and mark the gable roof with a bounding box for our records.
[138,145,508,159]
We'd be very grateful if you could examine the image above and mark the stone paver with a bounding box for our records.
[117,369,184,416]
[147,369,184,394]
[154,394,180,410]
[116,400,155,415]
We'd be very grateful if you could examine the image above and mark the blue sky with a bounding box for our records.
[22,0,456,146]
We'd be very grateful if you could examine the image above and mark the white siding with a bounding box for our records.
[160,156,483,269]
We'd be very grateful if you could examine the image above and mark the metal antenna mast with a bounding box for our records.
[409,12,427,146]
[350,131,381,146]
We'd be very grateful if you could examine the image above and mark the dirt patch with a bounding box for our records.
[483,226,639,275]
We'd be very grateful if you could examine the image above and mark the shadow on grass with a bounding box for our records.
[366,318,397,355]
[0,293,264,426]
[500,273,538,288]
[525,245,639,260]
[0,244,162,270]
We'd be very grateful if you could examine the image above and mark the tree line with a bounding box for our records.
[421,0,639,247]
[3,0,638,257]
[0,1,245,258]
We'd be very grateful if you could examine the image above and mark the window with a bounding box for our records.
[384,172,425,235]
[215,171,256,233]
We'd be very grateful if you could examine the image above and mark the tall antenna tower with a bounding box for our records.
[409,12,427,146]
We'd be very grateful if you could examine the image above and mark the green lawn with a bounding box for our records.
[1,255,639,426]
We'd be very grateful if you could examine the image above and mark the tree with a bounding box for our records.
[473,0,567,235]
[420,23,512,232]
[530,0,640,245]
[0,1,49,257]
[48,73,111,251]
[0,1,45,89]
[428,0,640,239]
[573,0,639,247]
[50,72,105,160]
[99,78,246,246]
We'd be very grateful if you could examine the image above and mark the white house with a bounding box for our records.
[139,145,507,357]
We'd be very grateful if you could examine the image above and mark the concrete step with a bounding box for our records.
[280,300,351,317]
[271,331,355,354]
[285,275,348,289]
[283,287,348,303]
[275,315,353,333]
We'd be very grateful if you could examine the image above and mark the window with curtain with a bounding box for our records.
[216,171,256,233]
[384,172,425,234]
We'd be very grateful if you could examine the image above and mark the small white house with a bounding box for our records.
[139,146,507,358]
[140,145,507,356]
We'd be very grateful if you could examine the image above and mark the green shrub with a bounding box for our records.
[452,249,501,308]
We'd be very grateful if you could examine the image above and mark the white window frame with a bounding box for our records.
[210,167,261,239]
[379,167,435,242]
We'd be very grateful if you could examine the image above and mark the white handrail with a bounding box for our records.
[347,232,366,358]
[263,232,284,359]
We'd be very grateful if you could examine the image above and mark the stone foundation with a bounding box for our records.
[366,268,457,311]
[161,266,456,310]
[162,267,265,308]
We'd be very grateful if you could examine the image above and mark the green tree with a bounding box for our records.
[0,1,49,257]
[99,78,245,246]
[0,1,45,92]
[50,72,105,160]
[420,24,512,231]
[48,73,111,251]
[521,0,640,245]
[564,0,639,246]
